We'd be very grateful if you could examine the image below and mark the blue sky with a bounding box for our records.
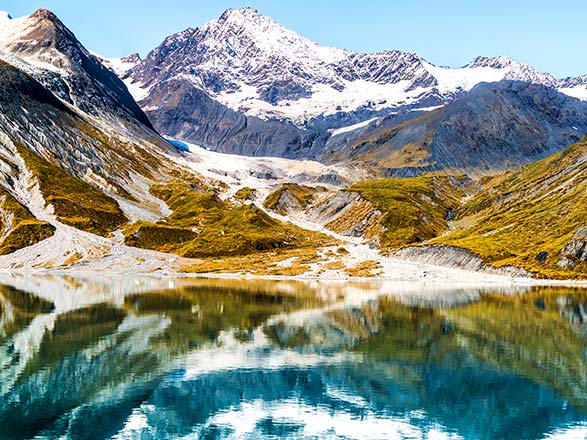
[3,0,586,78]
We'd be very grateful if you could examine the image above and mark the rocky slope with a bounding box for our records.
[324,81,587,176]
[310,136,587,279]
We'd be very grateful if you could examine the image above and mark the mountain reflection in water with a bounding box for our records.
[1,277,587,439]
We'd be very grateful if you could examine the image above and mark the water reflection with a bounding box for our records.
[0,278,587,439]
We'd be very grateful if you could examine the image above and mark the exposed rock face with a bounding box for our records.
[128,7,443,113]
[558,226,587,269]
[142,77,322,157]
[307,191,383,242]
[395,245,532,277]
[270,189,307,216]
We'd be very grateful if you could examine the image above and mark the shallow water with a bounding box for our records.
[1,277,587,439]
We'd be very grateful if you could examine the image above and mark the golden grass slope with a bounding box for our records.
[348,175,468,249]
[347,137,587,279]
[125,182,334,259]
[16,142,127,236]
[433,137,587,278]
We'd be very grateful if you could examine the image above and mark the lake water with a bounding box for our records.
[1,276,587,439]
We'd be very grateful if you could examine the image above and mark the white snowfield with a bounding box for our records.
[90,51,139,77]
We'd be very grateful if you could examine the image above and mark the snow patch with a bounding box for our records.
[424,62,506,93]
[559,86,587,101]
[123,78,152,102]
[217,80,430,123]
[90,51,139,77]
[330,117,380,137]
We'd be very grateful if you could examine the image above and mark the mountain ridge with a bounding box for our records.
[97,6,587,165]
[125,7,584,125]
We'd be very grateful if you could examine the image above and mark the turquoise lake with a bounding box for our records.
[1,277,587,439]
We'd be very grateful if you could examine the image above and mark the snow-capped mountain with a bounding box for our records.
[125,7,583,126]
[1,6,587,280]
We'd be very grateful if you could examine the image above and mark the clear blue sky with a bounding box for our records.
[3,0,586,78]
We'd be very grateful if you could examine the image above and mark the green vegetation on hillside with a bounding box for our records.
[328,111,436,170]
[0,187,54,255]
[125,182,333,258]
[348,175,468,249]
[433,138,587,278]
[16,143,127,236]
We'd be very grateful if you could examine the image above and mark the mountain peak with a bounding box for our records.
[192,6,349,68]
[213,6,282,32]
[30,8,59,21]
[0,7,78,63]
[220,6,260,18]
[28,8,67,31]
[0,8,153,127]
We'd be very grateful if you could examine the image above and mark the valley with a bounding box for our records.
[0,7,585,282]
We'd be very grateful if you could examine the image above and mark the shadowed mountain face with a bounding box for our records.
[2,281,587,439]
[143,77,324,157]
[323,81,587,176]
[0,61,164,185]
